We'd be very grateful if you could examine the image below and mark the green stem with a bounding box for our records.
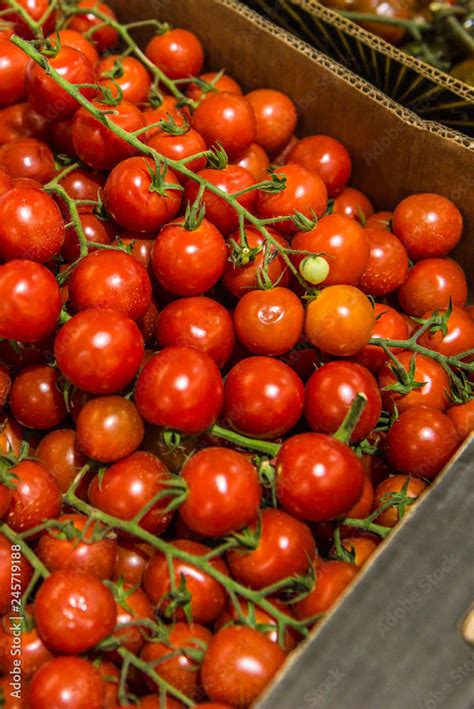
[369,336,474,373]
[0,524,50,578]
[210,424,281,456]
[333,393,368,444]
[45,183,88,258]
[342,517,391,539]
[118,647,195,707]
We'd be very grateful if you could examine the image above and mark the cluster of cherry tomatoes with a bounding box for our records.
[0,0,473,707]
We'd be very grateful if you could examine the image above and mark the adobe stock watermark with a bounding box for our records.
[377,552,460,637]
[297,667,346,708]
[7,544,25,701]
[416,658,474,709]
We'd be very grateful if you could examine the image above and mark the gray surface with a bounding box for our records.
[258,439,474,709]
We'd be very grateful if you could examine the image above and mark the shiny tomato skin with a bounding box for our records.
[291,214,370,286]
[216,598,297,653]
[392,193,463,261]
[145,28,204,79]
[10,364,67,430]
[151,218,227,295]
[57,167,104,216]
[0,533,33,614]
[233,142,270,181]
[305,285,375,356]
[378,351,450,413]
[29,656,105,709]
[337,535,380,567]
[293,561,358,619]
[6,460,61,534]
[340,472,375,537]
[62,213,113,263]
[25,46,96,122]
[386,405,459,479]
[0,166,12,196]
[201,626,286,707]
[54,308,144,395]
[69,250,152,321]
[147,128,207,183]
[179,447,261,537]
[186,71,242,102]
[397,258,468,317]
[373,475,428,527]
[257,164,328,235]
[0,415,23,457]
[234,287,305,356]
[67,0,119,52]
[447,400,474,441]
[246,88,297,155]
[2,0,54,37]
[223,356,304,438]
[143,540,228,624]
[110,585,154,656]
[226,508,315,589]
[88,452,174,535]
[333,186,374,222]
[276,433,365,521]
[135,346,224,434]
[193,91,256,158]
[0,101,50,146]
[47,28,100,66]
[76,396,144,463]
[305,361,382,441]
[72,99,144,171]
[185,165,257,236]
[355,303,409,373]
[141,623,212,697]
[104,156,182,232]
[141,98,185,141]
[156,296,234,368]
[418,306,474,357]
[98,54,151,104]
[36,429,87,493]
[113,542,152,587]
[0,187,64,262]
[0,621,53,678]
[222,226,290,297]
[37,513,117,578]
[288,134,351,197]
[0,260,61,342]
[0,137,54,184]
[0,39,29,105]
[359,226,409,296]
[366,211,393,230]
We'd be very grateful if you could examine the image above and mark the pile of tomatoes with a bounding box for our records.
[0,0,473,707]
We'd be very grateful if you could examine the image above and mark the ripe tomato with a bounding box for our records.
[0,533,33,614]
[25,47,96,122]
[141,623,212,697]
[98,54,152,104]
[0,620,53,678]
[223,356,304,438]
[47,28,100,66]
[88,451,174,535]
[145,28,204,79]
[393,193,463,260]
[397,258,468,317]
[305,285,375,356]
[135,346,224,434]
[36,429,87,493]
[447,400,474,441]
[0,39,29,105]
[2,0,55,38]
[201,626,286,706]
[292,214,370,286]
[34,570,116,654]
[418,306,474,357]
[257,164,328,234]
[76,396,144,463]
[110,585,154,655]
[192,91,256,158]
[62,213,114,262]
[10,364,67,430]
[0,260,61,342]
[353,0,412,43]
[333,186,374,222]
[226,508,315,589]
[337,536,380,567]
[222,226,290,297]
[185,165,257,235]
[69,250,152,321]
[104,156,181,232]
[156,296,235,368]
[0,414,23,457]
[216,598,297,652]
[148,128,207,183]
[288,134,352,197]
[0,363,10,409]
[186,71,242,102]
[29,657,105,709]
[233,142,270,181]
[359,226,409,296]
[0,166,12,195]
[54,308,144,394]
[151,217,227,295]
[340,473,375,536]
[57,167,104,215]
[366,211,393,230]
[276,433,365,521]
[246,89,297,155]
[179,447,261,537]
[72,99,144,171]
[373,475,428,527]
[293,561,358,619]
[143,540,228,624]
[0,101,49,146]
[113,542,153,587]
[355,303,409,373]
[0,137,54,183]
[141,97,185,141]
[66,0,119,52]
[37,513,117,578]
[378,351,450,412]
[6,460,61,533]
[0,187,64,262]
[305,361,382,440]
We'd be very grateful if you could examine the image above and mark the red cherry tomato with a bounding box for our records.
[57,167,104,215]
[193,91,256,158]
[418,306,474,357]
[359,226,409,296]
[135,346,224,434]
[67,0,119,52]
[333,186,374,222]
[378,351,450,412]
[29,657,105,709]
[145,28,204,79]
[62,213,113,262]
[76,396,144,463]
[110,585,154,656]
[447,400,474,441]
[393,193,463,261]
[98,54,152,105]
[0,137,55,184]
[0,39,29,106]
[366,210,393,230]
[0,363,10,409]
[54,309,144,395]
[36,429,87,493]
[288,134,352,197]
[0,101,49,146]
[0,619,53,679]
[397,258,468,317]
[355,303,409,373]
[10,364,67,430]
[0,533,33,614]
[186,71,242,102]
[223,356,304,438]
[2,0,56,38]
[246,88,298,156]
[233,142,270,181]
[147,128,207,183]
[6,460,61,533]
[293,560,358,619]
[373,475,428,527]
[0,166,12,196]
[47,28,100,66]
